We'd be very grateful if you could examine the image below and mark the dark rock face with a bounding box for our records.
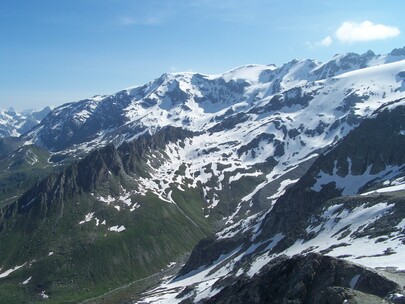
[255,87,314,114]
[390,47,405,57]
[33,93,134,151]
[203,253,400,304]
[176,236,247,278]
[312,51,376,80]
[208,113,250,133]
[237,133,275,157]
[192,75,249,107]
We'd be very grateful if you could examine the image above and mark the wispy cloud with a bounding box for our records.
[187,0,260,23]
[319,35,332,47]
[119,16,162,26]
[335,21,400,43]
[117,1,178,27]
[306,35,333,49]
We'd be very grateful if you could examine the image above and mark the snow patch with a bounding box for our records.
[108,225,126,232]
[21,276,32,285]
[313,160,404,196]
[78,212,94,225]
[39,290,49,299]
[361,183,405,195]
[0,263,26,279]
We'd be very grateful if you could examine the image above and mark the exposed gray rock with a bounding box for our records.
[202,253,400,304]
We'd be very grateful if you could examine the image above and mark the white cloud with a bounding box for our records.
[306,35,333,49]
[336,21,400,43]
[319,35,332,47]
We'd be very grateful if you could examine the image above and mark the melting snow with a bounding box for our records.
[0,263,26,279]
[21,276,32,285]
[361,183,405,195]
[313,160,404,196]
[78,212,94,225]
[108,225,126,232]
[228,171,262,183]
[284,202,405,269]
[39,291,49,299]
[130,203,140,212]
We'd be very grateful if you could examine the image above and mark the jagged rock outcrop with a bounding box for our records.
[203,253,401,304]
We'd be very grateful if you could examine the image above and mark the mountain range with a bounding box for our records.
[0,47,404,303]
[0,107,51,138]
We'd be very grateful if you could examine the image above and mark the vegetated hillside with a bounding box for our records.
[0,127,211,303]
[0,144,52,208]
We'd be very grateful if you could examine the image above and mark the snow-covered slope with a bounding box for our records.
[138,59,400,222]
[25,48,405,152]
[20,51,405,221]
[135,101,405,304]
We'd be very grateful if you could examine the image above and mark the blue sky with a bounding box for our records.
[1,0,404,110]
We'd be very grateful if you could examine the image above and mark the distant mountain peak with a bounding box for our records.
[0,106,51,138]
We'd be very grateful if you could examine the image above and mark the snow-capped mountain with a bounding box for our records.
[0,107,51,138]
[17,48,405,220]
[0,48,405,304]
[22,49,405,222]
[25,47,405,154]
